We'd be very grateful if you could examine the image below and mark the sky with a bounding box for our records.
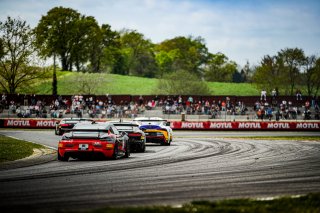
[1,0,320,67]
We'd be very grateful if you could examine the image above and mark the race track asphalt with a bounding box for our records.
[0,130,319,212]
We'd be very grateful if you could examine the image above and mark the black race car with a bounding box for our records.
[111,121,146,152]
[55,118,94,135]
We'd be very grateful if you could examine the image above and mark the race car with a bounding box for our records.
[55,118,94,135]
[111,121,146,152]
[58,122,130,161]
[133,117,173,146]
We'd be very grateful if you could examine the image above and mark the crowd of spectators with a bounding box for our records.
[0,93,319,120]
[1,94,48,118]
[254,89,319,120]
[160,95,248,119]
[48,95,147,119]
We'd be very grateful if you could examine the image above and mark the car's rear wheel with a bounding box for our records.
[58,130,64,136]
[140,143,146,152]
[57,151,69,161]
[125,141,130,158]
[112,144,119,160]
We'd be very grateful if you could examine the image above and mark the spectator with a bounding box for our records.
[266,107,273,121]
[296,89,302,101]
[261,89,267,101]
[271,88,277,98]
[138,95,144,106]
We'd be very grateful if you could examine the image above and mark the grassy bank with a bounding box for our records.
[86,193,320,213]
[0,135,44,163]
[29,71,259,96]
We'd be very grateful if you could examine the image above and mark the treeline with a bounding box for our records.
[0,6,320,96]
[32,7,238,80]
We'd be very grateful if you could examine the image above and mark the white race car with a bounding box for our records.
[133,117,173,146]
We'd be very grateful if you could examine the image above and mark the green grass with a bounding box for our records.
[0,135,44,163]
[30,71,259,96]
[80,193,320,213]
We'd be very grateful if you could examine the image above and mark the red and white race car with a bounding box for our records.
[58,122,130,161]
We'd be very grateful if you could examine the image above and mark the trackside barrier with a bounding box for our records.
[170,121,320,131]
[0,119,320,131]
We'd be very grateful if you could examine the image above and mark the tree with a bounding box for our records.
[70,15,99,72]
[252,55,285,94]
[314,58,320,96]
[204,53,237,82]
[34,7,81,71]
[302,55,320,96]
[119,29,157,77]
[156,36,209,76]
[95,24,120,73]
[0,17,47,94]
[157,70,211,95]
[278,48,306,95]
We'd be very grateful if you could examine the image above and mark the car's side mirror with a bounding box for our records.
[166,122,170,126]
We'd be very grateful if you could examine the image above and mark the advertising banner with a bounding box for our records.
[1,119,320,131]
[170,121,320,131]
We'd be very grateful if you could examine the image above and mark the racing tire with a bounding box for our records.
[140,143,146,152]
[112,144,119,160]
[125,141,130,158]
[58,151,69,161]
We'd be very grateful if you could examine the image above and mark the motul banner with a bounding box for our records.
[1,119,320,130]
[170,121,320,131]
[3,119,58,128]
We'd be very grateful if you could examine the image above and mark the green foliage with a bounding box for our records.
[278,48,306,95]
[82,193,320,213]
[0,135,43,163]
[156,70,211,95]
[156,36,209,76]
[204,53,237,82]
[252,48,315,96]
[252,55,284,94]
[118,29,157,77]
[303,55,320,96]
[0,17,48,94]
[34,7,81,71]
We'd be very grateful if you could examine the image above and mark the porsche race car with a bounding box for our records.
[58,122,130,161]
[133,117,173,146]
[55,118,94,135]
[111,121,146,152]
